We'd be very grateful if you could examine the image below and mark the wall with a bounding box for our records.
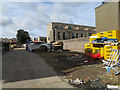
[47,23,52,43]
[118,2,120,30]
[95,2,120,33]
[62,37,89,52]
[54,29,89,40]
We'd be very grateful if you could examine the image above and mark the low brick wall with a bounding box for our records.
[62,37,89,52]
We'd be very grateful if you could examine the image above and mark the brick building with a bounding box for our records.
[47,22,95,43]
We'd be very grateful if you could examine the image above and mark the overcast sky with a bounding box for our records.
[1,2,102,38]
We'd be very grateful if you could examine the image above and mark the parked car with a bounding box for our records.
[27,41,50,52]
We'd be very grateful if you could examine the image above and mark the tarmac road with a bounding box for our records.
[2,48,73,88]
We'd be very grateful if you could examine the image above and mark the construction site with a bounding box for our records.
[35,29,120,88]
[2,1,120,89]
[35,1,120,88]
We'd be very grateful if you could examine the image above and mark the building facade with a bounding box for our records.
[95,1,120,33]
[32,37,47,43]
[1,38,16,43]
[37,37,47,43]
[47,22,95,43]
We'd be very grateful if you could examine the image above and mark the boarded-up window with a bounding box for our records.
[64,26,68,29]
[84,28,88,31]
[74,27,79,30]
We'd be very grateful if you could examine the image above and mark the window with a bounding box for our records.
[76,33,79,38]
[72,33,74,39]
[58,32,60,40]
[53,30,55,41]
[68,26,72,30]
[85,34,87,37]
[89,33,92,36]
[81,34,83,38]
[80,28,83,31]
[63,32,66,40]
[55,25,59,29]
[61,26,63,29]
[88,28,92,31]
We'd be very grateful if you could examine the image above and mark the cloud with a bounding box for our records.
[0,16,13,27]
[29,33,37,38]
[2,2,101,38]
[3,0,104,2]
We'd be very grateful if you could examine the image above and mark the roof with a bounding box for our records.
[95,0,120,9]
[95,2,109,9]
[50,22,95,28]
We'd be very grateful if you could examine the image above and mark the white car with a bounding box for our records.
[28,41,50,51]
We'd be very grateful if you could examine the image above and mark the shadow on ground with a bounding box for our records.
[2,49,57,83]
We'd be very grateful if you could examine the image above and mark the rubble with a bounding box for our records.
[68,78,107,88]
[36,51,120,87]
[56,49,63,53]
[66,53,101,66]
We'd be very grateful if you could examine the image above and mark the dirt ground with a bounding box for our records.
[36,50,120,85]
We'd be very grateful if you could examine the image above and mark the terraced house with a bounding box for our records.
[47,22,95,43]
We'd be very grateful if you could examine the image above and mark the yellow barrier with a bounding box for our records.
[103,30,120,41]
[92,47,100,54]
[97,32,104,38]
[90,38,96,43]
[85,43,93,49]
[100,47,104,57]
[104,45,120,60]
[85,44,93,53]
[85,30,120,58]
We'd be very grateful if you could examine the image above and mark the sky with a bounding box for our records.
[1,1,102,38]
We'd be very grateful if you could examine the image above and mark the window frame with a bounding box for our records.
[63,32,66,40]
[76,33,79,38]
[72,32,74,39]
[81,33,83,38]
[55,25,59,29]
[68,26,72,30]
[58,32,61,40]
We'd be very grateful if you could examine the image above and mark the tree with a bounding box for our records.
[17,29,30,44]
